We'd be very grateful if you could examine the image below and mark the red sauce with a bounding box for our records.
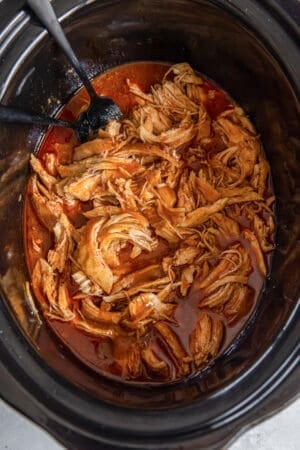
[201,80,232,119]
[24,62,273,383]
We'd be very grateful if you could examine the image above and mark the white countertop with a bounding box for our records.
[0,397,299,449]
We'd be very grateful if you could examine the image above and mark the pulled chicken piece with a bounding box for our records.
[47,214,77,273]
[76,217,114,294]
[81,298,122,325]
[128,293,175,323]
[142,346,169,378]
[31,259,74,321]
[190,312,224,367]
[155,322,191,375]
[29,175,63,231]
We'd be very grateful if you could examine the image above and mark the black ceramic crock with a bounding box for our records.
[0,1,299,449]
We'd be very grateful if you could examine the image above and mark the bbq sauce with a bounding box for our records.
[24,62,274,383]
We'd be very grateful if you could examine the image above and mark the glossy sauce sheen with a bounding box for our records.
[25,62,271,383]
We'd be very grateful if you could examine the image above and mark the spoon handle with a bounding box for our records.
[0,104,75,129]
[27,0,97,100]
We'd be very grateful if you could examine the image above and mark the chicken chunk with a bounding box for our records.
[30,154,57,190]
[30,175,63,231]
[81,298,122,325]
[155,322,190,376]
[76,218,114,293]
[47,214,76,273]
[128,293,175,323]
[243,229,267,276]
[190,312,224,367]
[179,198,229,227]
[142,346,169,377]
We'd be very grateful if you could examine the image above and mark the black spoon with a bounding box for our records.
[0,104,90,140]
[21,0,122,140]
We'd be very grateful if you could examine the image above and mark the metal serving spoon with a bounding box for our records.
[0,0,122,142]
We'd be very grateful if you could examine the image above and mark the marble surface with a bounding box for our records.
[0,397,299,449]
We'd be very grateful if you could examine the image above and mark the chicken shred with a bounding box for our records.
[190,312,224,367]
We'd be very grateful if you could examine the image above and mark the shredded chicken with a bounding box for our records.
[26,62,275,382]
[142,346,169,377]
[190,312,224,367]
[155,322,191,376]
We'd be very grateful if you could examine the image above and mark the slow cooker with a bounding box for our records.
[0,1,299,448]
